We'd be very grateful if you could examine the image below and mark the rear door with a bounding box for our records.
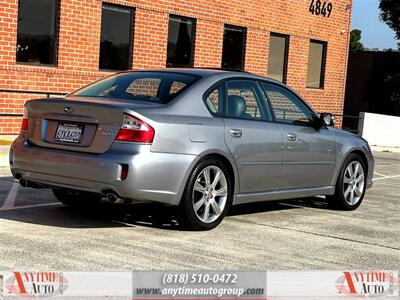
[260,82,336,189]
[206,79,284,193]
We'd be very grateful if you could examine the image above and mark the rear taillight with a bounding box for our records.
[115,113,155,143]
[20,107,28,132]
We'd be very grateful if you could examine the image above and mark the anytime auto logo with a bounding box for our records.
[336,271,398,297]
[4,272,69,297]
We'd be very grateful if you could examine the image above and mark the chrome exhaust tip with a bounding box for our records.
[106,193,118,203]
[103,192,125,204]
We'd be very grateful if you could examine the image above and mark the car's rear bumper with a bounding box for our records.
[10,137,197,205]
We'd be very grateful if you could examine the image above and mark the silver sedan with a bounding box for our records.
[10,69,374,230]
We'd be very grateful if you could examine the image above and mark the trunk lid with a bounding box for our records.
[26,96,161,153]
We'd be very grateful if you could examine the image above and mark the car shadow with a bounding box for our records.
[0,183,331,231]
[229,196,331,216]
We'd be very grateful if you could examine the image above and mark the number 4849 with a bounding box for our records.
[309,0,333,18]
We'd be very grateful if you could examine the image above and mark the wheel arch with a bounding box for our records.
[349,150,369,173]
[333,148,369,186]
[175,149,239,205]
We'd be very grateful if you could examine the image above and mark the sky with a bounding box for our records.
[352,0,398,50]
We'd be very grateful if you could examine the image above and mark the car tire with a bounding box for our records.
[52,189,101,207]
[327,153,367,210]
[179,158,233,231]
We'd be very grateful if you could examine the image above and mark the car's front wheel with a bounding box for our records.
[52,189,101,208]
[327,154,367,210]
[179,158,233,230]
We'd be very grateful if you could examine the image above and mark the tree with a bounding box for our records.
[379,0,400,47]
[349,29,364,52]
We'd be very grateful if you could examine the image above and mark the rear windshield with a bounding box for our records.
[73,72,200,104]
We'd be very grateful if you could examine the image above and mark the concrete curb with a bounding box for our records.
[371,146,400,153]
[0,145,10,168]
[0,135,17,146]
[0,153,9,168]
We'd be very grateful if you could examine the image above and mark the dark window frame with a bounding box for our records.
[221,24,247,71]
[99,3,135,71]
[16,0,60,67]
[166,14,197,68]
[268,32,290,84]
[306,39,327,89]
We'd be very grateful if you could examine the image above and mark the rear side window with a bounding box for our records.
[226,80,268,121]
[73,72,200,104]
[261,82,315,125]
[204,85,224,114]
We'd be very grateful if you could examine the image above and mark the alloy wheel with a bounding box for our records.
[343,161,365,206]
[192,166,228,224]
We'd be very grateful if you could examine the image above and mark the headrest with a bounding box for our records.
[227,95,247,118]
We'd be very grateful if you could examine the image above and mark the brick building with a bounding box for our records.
[0,0,352,134]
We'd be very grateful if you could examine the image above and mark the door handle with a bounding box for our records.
[230,129,243,138]
[286,133,298,141]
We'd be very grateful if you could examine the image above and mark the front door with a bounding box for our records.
[260,82,336,190]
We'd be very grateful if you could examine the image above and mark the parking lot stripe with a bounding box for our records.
[374,172,387,177]
[372,175,400,181]
[1,181,19,210]
[0,202,61,211]
[112,220,137,227]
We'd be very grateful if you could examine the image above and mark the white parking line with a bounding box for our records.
[0,181,19,210]
[112,220,136,227]
[373,175,400,181]
[374,172,387,177]
[0,202,61,211]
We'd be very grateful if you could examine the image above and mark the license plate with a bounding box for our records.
[54,123,84,144]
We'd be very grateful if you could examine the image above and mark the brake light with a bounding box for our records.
[21,107,28,131]
[115,113,155,143]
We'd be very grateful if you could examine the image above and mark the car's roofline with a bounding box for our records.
[114,68,285,83]
[115,68,240,77]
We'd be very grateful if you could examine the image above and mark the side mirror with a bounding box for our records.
[319,113,336,127]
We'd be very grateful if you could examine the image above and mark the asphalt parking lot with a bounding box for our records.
[0,151,399,271]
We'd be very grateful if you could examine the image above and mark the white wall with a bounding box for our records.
[359,112,400,147]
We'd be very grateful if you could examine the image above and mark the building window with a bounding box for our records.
[221,25,246,71]
[267,33,289,83]
[16,0,59,65]
[166,15,196,68]
[307,40,327,89]
[99,4,134,71]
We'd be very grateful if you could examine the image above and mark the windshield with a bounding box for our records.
[72,72,200,104]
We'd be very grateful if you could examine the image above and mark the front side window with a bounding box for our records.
[73,72,200,104]
[100,4,134,71]
[16,0,58,65]
[221,25,246,71]
[226,80,269,120]
[166,15,196,68]
[307,40,327,89]
[261,83,315,125]
[268,33,289,83]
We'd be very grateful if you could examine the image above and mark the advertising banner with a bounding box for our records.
[1,270,398,299]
